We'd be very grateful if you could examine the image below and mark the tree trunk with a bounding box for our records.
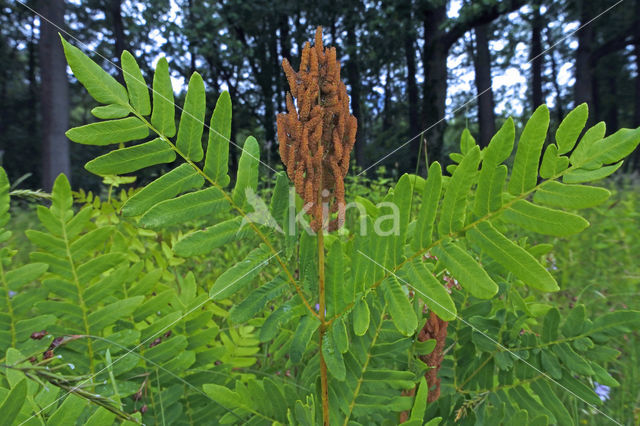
[402,0,420,141]
[39,0,70,190]
[383,65,393,133]
[188,0,196,74]
[345,19,364,167]
[421,3,448,166]
[417,0,525,165]
[110,0,126,70]
[546,27,564,123]
[473,24,496,147]
[530,3,544,109]
[574,1,594,114]
[278,15,291,111]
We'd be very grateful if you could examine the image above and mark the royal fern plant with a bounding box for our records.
[0,27,639,425]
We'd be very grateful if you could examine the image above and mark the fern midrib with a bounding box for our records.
[131,111,320,320]
[60,215,95,376]
[342,304,387,425]
[0,261,16,348]
[329,161,590,325]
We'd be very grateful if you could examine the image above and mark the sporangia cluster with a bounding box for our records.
[277,26,357,231]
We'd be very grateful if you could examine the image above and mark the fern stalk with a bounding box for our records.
[317,219,330,425]
[61,213,95,378]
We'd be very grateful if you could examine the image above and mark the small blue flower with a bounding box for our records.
[594,382,610,402]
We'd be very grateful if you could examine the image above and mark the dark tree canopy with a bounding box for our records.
[1,0,639,190]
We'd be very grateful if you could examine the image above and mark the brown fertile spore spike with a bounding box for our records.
[417,311,449,403]
[276,26,357,231]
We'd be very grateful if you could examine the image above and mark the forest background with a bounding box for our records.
[2,0,640,191]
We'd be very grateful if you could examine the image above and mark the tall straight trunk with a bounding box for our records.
[278,16,291,111]
[110,0,126,70]
[574,0,594,116]
[530,3,544,108]
[604,73,618,131]
[473,24,496,147]
[402,0,420,140]
[28,15,39,140]
[546,27,564,123]
[346,20,364,167]
[421,4,448,166]
[383,65,393,133]
[188,0,196,74]
[39,0,70,190]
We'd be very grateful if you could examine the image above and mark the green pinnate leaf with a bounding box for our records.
[474,118,515,216]
[412,162,441,251]
[556,103,588,155]
[322,328,346,381]
[501,200,589,236]
[121,50,151,115]
[438,145,481,236]
[139,187,229,228]
[48,394,87,426]
[233,136,260,207]
[51,174,73,219]
[5,263,48,289]
[209,245,271,300]
[88,296,144,333]
[352,298,370,336]
[77,252,127,283]
[326,240,347,317]
[530,379,575,426]
[553,342,593,375]
[433,240,498,299]
[121,164,204,217]
[290,314,320,363]
[485,117,515,164]
[332,318,349,353]
[467,221,558,292]
[69,226,115,259]
[592,310,640,332]
[542,308,560,343]
[557,374,602,406]
[91,104,130,119]
[508,104,549,195]
[587,127,640,165]
[150,57,176,137]
[540,350,563,380]
[85,138,175,175]
[539,144,569,178]
[563,161,623,184]
[533,181,610,209]
[229,276,287,324]
[407,377,430,423]
[66,117,149,146]
[204,91,232,186]
[569,121,606,166]
[460,128,476,154]
[176,72,206,161]
[382,275,417,336]
[0,379,27,425]
[174,217,243,257]
[60,36,128,105]
[401,260,456,321]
